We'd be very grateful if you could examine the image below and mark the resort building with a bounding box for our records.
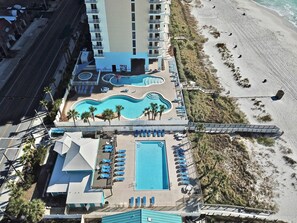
[84,0,171,73]
[47,132,105,209]
[101,209,182,223]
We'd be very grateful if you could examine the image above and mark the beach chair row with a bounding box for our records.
[129,196,155,208]
[103,144,114,153]
[134,129,165,137]
[174,147,190,185]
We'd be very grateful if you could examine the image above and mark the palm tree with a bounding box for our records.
[43,86,54,104]
[81,112,91,125]
[158,104,166,120]
[24,199,45,223]
[53,99,62,115]
[101,109,115,125]
[143,107,151,120]
[67,109,79,125]
[39,100,49,112]
[115,105,124,120]
[26,136,36,149]
[150,103,158,120]
[89,106,97,121]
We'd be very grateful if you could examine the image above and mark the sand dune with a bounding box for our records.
[191,0,297,221]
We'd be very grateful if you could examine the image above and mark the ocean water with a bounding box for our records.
[254,0,297,27]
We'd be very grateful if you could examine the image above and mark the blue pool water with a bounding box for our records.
[254,0,297,27]
[135,141,169,190]
[109,74,164,87]
[73,93,171,120]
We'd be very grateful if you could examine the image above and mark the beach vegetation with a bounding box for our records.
[256,137,275,147]
[283,155,297,167]
[170,0,274,211]
[101,109,115,125]
[257,114,272,122]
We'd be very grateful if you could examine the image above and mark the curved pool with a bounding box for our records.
[73,92,171,119]
[103,74,165,87]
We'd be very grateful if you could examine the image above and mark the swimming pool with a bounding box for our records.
[73,92,171,120]
[135,141,169,190]
[102,74,164,87]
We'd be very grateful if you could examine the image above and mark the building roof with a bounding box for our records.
[66,175,104,205]
[102,209,182,223]
[62,137,99,171]
[53,132,81,155]
[47,154,89,193]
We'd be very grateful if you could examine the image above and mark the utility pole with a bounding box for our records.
[2,153,25,183]
[34,109,49,136]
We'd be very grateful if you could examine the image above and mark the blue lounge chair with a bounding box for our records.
[178,163,187,168]
[100,173,110,179]
[147,130,151,137]
[134,130,139,137]
[179,180,190,185]
[161,129,165,137]
[114,171,125,176]
[103,149,113,153]
[142,196,147,207]
[115,162,125,166]
[129,197,134,207]
[177,172,189,177]
[115,166,125,171]
[157,130,161,137]
[150,197,155,207]
[140,130,144,137]
[153,130,157,137]
[178,176,190,181]
[116,153,126,157]
[104,145,113,150]
[101,168,110,173]
[102,165,111,169]
[175,158,186,163]
[114,177,125,182]
[136,197,141,207]
[102,159,111,163]
[144,129,147,137]
[178,166,188,172]
[117,149,126,153]
[116,158,126,162]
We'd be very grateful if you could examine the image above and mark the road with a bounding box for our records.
[0,0,84,148]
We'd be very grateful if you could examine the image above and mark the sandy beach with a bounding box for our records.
[191,0,297,221]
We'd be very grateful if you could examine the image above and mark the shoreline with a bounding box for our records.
[191,0,297,221]
[251,0,297,30]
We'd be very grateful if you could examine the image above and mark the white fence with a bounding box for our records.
[54,119,189,132]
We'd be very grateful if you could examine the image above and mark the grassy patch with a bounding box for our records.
[257,114,272,122]
[256,137,275,147]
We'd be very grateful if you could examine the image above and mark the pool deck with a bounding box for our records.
[102,133,199,208]
[62,59,185,122]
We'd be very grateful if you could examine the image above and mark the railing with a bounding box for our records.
[148,29,161,33]
[92,45,104,50]
[149,19,162,23]
[148,37,164,41]
[90,28,101,32]
[86,9,99,13]
[85,0,97,3]
[149,0,166,3]
[149,9,163,14]
[91,37,103,41]
[148,45,161,49]
[88,19,100,23]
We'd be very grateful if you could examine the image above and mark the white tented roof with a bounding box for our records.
[53,133,74,155]
[62,137,98,171]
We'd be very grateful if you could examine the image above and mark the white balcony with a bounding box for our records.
[93,46,104,50]
[149,19,162,23]
[86,9,99,13]
[85,0,97,3]
[89,19,101,23]
[91,37,103,41]
[149,9,163,15]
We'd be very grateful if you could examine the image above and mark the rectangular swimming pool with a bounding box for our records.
[135,141,169,190]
